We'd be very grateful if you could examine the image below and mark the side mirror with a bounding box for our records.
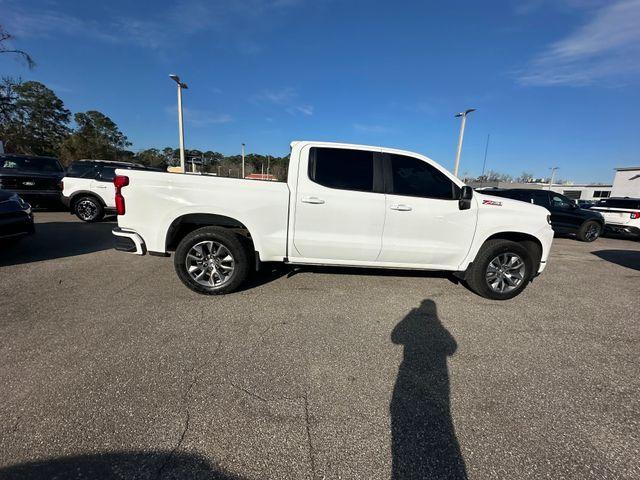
[459,186,473,210]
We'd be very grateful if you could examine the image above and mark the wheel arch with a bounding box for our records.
[483,231,543,268]
[165,213,256,254]
[69,190,106,209]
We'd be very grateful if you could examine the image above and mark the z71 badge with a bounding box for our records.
[482,199,502,206]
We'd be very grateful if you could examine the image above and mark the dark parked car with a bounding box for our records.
[0,190,34,242]
[481,188,605,242]
[0,154,64,207]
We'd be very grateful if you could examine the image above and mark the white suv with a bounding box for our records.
[62,160,160,222]
[591,197,640,238]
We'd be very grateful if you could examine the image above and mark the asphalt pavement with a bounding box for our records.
[1,212,639,479]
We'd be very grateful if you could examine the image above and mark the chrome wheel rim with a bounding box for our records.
[186,240,235,288]
[585,224,600,241]
[77,200,98,221]
[486,253,526,294]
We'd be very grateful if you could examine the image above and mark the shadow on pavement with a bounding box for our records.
[0,450,244,480]
[390,299,467,480]
[592,249,640,271]
[0,221,115,267]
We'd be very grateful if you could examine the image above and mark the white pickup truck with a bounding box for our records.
[112,141,554,300]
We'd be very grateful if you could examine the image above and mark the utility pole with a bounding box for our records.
[241,143,246,179]
[549,167,559,190]
[480,133,490,188]
[453,108,476,177]
[266,155,270,179]
[169,74,188,173]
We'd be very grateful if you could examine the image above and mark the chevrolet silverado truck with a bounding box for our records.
[112,141,554,300]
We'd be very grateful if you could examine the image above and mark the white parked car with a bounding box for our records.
[112,141,554,300]
[62,160,161,222]
[590,197,640,238]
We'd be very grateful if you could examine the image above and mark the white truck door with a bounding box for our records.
[91,165,116,208]
[292,146,386,261]
[378,152,476,269]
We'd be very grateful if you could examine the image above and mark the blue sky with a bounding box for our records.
[2,0,639,183]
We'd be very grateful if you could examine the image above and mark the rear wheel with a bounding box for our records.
[577,220,601,242]
[466,239,534,300]
[174,226,250,295]
[73,196,104,222]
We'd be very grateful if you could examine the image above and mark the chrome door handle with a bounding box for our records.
[390,204,412,211]
[301,196,325,204]
[95,185,107,189]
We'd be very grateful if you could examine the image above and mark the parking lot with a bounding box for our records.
[1,212,639,479]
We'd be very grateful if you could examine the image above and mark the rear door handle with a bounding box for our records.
[95,185,107,189]
[390,204,412,211]
[301,196,325,204]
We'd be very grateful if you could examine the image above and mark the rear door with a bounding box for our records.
[91,165,116,207]
[292,146,386,261]
[549,192,578,230]
[378,152,475,269]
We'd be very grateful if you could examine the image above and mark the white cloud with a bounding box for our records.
[3,0,308,52]
[253,88,313,116]
[165,105,233,127]
[518,0,640,86]
[353,124,393,134]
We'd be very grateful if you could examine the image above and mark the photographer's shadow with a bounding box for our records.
[391,299,467,480]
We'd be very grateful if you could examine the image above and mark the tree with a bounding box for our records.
[516,172,534,183]
[0,25,35,68]
[60,110,131,164]
[0,79,70,155]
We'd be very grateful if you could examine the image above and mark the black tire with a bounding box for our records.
[465,239,534,300]
[73,196,104,222]
[174,226,250,295]
[576,220,601,242]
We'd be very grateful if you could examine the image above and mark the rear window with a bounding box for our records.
[597,198,640,209]
[0,156,63,173]
[309,147,374,192]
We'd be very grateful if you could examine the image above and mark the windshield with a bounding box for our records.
[0,156,63,173]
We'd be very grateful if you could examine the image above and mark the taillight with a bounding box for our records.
[631,212,640,220]
[59,180,64,191]
[114,175,129,215]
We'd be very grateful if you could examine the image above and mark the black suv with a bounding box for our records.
[0,154,64,207]
[481,188,605,242]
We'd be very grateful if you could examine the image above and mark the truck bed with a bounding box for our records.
[116,170,290,259]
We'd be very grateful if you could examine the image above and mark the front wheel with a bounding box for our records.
[174,226,250,295]
[466,239,534,300]
[577,221,601,242]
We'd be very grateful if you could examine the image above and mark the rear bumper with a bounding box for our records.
[112,227,146,255]
[537,225,555,274]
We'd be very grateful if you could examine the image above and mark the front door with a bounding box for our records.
[292,146,385,261]
[378,153,476,269]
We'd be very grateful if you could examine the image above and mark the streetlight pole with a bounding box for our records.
[549,167,559,190]
[241,143,246,179]
[453,108,476,177]
[169,74,188,173]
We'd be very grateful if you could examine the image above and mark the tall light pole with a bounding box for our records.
[453,108,476,177]
[549,167,559,190]
[241,143,246,179]
[169,74,188,173]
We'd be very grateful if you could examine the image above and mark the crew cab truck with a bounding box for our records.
[112,141,554,300]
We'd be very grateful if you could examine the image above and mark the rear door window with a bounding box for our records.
[66,162,96,178]
[309,147,375,192]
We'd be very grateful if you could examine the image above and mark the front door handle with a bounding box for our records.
[390,204,412,211]
[301,196,325,204]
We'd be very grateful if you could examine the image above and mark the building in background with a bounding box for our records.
[611,167,640,198]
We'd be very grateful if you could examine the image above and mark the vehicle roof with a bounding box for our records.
[72,159,145,167]
[0,153,59,160]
